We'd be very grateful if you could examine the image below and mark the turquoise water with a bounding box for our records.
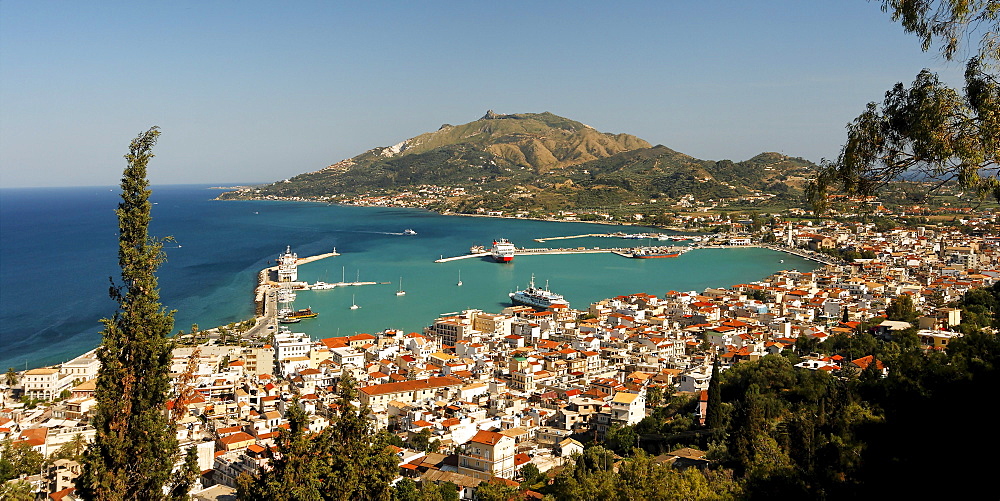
[0,185,817,369]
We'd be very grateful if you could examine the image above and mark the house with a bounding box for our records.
[458,430,516,480]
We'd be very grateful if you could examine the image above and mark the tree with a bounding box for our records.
[0,480,34,501]
[705,357,723,430]
[239,375,399,500]
[519,463,542,487]
[4,367,17,387]
[881,0,998,63]
[473,479,518,501]
[0,439,44,483]
[808,2,999,211]
[886,294,918,322]
[238,401,324,500]
[77,127,194,500]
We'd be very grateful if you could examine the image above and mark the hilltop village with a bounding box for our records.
[2,211,994,499]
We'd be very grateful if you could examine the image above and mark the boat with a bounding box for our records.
[491,238,515,263]
[631,247,681,259]
[350,294,360,310]
[457,270,463,287]
[311,281,336,290]
[396,277,406,296]
[281,307,318,320]
[278,316,301,324]
[509,274,569,310]
[403,228,417,235]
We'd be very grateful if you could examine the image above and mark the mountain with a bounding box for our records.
[219,111,818,214]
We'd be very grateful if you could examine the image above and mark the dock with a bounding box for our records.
[436,252,492,263]
[435,246,677,262]
[533,233,612,242]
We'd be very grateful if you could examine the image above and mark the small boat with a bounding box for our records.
[283,307,318,319]
[457,270,463,287]
[311,281,336,290]
[350,294,360,310]
[403,229,417,235]
[278,316,301,324]
[396,277,406,296]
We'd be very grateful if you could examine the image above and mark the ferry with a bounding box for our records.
[492,238,515,263]
[509,274,569,310]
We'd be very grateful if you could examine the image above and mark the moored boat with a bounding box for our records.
[491,238,515,263]
[283,307,318,319]
[509,274,569,310]
[630,246,687,259]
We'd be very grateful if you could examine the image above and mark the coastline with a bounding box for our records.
[213,194,702,234]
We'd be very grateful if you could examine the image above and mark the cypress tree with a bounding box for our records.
[78,127,181,500]
[705,356,723,430]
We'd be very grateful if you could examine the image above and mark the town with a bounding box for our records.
[2,208,994,500]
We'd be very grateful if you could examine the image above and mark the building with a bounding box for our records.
[277,246,298,282]
[23,368,74,400]
[359,376,464,409]
[458,430,516,480]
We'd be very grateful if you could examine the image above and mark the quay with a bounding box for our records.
[533,233,612,242]
[254,249,340,315]
[435,246,677,262]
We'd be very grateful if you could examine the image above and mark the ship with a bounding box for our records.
[509,274,569,310]
[491,238,515,263]
[631,247,682,259]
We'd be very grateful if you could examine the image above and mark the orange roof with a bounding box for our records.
[469,430,506,446]
[360,376,464,396]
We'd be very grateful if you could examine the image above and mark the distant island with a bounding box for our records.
[218,111,819,220]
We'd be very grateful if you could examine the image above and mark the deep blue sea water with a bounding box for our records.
[0,184,818,370]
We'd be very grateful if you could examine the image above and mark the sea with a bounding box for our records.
[0,184,818,371]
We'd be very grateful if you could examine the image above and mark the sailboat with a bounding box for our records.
[350,294,360,310]
[457,270,463,287]
[396,277,406,296]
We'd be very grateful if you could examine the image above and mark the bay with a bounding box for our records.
[0,184,817,371]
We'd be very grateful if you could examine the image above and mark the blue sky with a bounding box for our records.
[0,1,968,188]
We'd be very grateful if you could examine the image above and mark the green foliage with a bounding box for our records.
[0,439,44,482]
[519,463,543,488]
[4,367,17,386]
[238,375,399,500]
[0,479,34,501]
[809,1,999,211]
[49,433,88,463]
[706,358,723,430]
[77,127,189,500]
[881,0,998,63]
[885,294,918,322]
[474,479,519,501]
[603,424,638,456]
[545,447,741,500]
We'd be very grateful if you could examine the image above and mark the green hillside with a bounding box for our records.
[218,111,818,214]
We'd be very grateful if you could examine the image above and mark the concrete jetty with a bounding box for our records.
[435,246,638,262]
[533,233,612,242]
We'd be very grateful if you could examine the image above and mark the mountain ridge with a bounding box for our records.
[219,111,818,214]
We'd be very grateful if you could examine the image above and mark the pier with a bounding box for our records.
[435,246,683,262]
[533,233,613,242]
